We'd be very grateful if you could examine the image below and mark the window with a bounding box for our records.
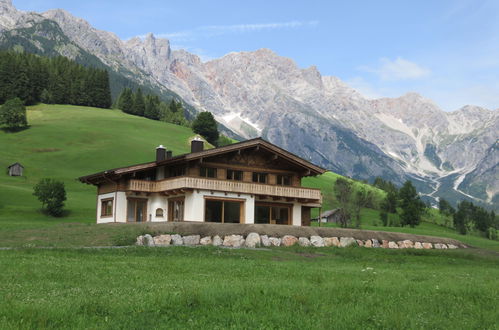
[254,203,290,225]
[200,167,217,178]
[155,208,164,217]
[167,166,186,178]
[101,198,113,217]
[277,175,292,186]
[205,199,242,223]
[252,172,267,183]
[127,198,147,222]
[227,169,243,181]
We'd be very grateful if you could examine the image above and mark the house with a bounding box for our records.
[79,137,326,225]
[7,162,24,176]
[318,209,342,223]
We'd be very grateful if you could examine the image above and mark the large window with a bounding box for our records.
[200,167,217,178]
[166,166,186,178]
[205,199,242,223]
[227,169,243,181]
[254,203,290,225]
[101,198,113,217]
[252,172,268,183]
[277,175,292,186]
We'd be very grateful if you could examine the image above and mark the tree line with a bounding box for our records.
[0,50,111,108]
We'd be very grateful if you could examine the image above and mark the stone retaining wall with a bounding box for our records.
[136,233,462,249]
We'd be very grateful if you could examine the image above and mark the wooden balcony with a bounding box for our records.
[127,177,322,204]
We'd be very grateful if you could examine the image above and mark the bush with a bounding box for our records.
[487,227,497,240]
[33,178,67,217]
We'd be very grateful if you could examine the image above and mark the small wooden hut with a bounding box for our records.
[7,162,24,176]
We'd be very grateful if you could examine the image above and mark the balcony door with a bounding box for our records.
[168,197,185,222]
[127,198,148,222]
[255,203,291,225]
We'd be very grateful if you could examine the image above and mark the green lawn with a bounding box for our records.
[0,246,498,329]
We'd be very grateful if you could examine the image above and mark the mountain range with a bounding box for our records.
[1,0,497,210]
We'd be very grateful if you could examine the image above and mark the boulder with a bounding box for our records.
[414,242,423,249]
[372,239,380,248]
[310,236,325,247]
[223,235,245,248]
[364,239,373,248]
[298,237,311,247]
[245,232,261,248]
[447,244,458,249]
[422,242,433,249]
[269,237,281,247]
[171,234,183,246]
[183,235,200,246]
[323,237,338,247]
[281,235,298,247]
[144,234,155,247]
[340,237,356,247]
[381,240,389,248]
[397,241,405,249]
[441,244,448,249]
[212,235,223,246]
[200,236,212,245]
[402,240,414,249]
[136,235,144,246]
[261,235,271,247]
[388,241,398,249]
[153,234,171,246]
[356,240,364,247]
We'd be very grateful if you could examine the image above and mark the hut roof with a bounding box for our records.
[8,162,24,169]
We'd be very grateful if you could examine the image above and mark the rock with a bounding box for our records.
[171,234,183,246]
[372,239,380,248]
[382,240,389,248]
[153,234,171,246]
[298,237,311,247]
[364,239,373,248]
[388,241,398,249]
[245,232,261,248]
[414,242,423,249]
[200,236,212,245]
[402,240,414,249]
[397,241,405,248]
[422,242,433,249]
[447,244,458,249]
[261,235,271,247]
[323,237,338,247]
[440,244,448,249]
[310,236,325,247]
[340,237,356,247]
[223,235,245,248]
[143,234,155,246]
[136,235,144,246]
[434,243,448,249]
[281,235,298,247]
[183,235,200,246]
[356,240,364,247]
[212,235,223,246]
[269,237,281,247]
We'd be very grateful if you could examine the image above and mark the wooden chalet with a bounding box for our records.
[79,137,326,226]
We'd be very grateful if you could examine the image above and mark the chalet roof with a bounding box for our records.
[79,138,326,184]
[8,162,24,168]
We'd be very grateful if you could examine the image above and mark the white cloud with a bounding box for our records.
[360,57,431,81]
[136,20,318,41]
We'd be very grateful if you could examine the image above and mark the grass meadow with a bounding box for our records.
[1,246,498,329]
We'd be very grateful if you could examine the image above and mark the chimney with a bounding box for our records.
[191,137,204,153]
[156,145,166,162]
[166,150,172,159]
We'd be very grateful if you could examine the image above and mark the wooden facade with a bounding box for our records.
[7,162,24,176]
[80,138,326,225]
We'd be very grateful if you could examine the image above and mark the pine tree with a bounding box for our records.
[132,88,145,116]
[399,180,424,227]
[192,111,219,145]
[117,88,133,113]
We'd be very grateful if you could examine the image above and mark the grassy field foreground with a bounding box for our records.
[0,246,498,329]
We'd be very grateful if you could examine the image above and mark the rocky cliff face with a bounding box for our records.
[1,0,497,208]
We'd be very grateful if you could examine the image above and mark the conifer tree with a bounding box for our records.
[132,88,145,116]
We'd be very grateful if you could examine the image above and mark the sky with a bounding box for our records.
[13,0,499,111]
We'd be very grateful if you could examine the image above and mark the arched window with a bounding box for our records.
[155,208,164,217]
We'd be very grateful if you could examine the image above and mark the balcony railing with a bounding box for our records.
[127,177,322,203]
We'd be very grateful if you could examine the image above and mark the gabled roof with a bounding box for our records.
[79,138,326,184]
[8,162,24,168]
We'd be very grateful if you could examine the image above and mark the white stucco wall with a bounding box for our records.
[148,193,168,222]
[292,203,302,226]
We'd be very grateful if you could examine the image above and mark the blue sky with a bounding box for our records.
[14,0,499,111]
